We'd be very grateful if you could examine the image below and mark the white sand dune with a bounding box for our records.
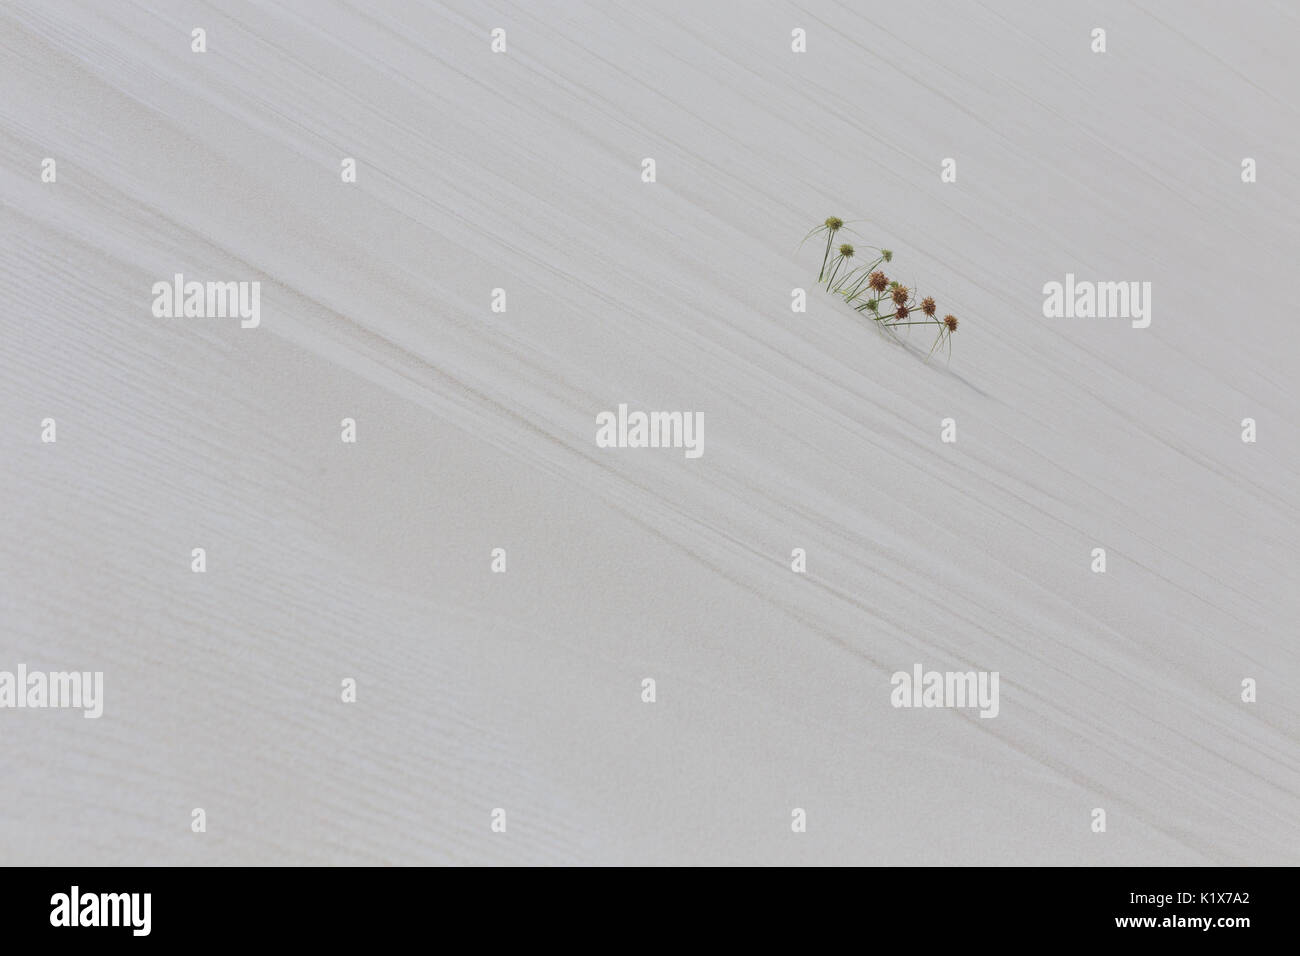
[1,0,1296,864]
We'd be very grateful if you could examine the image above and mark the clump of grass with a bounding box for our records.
[803,218,961,361]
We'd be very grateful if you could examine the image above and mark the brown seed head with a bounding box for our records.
[890,285,910,307]
[921,296,936,316]
[838,243,854,257]
[868,271,888,292]
[894,304,910,320]
[943,314,958,332]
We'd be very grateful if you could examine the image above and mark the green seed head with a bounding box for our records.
[824,217,844,231]
[881,249,893,262]
[867,298,879,312]
[838,243,854,257]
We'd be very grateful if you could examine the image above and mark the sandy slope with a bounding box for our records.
[0,0,1297,864]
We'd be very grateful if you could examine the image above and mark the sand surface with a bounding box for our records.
[1,0,1297,864]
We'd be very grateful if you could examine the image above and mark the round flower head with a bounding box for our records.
[890,285,910,307]
[943,314,958,332]
[866,298,879,312]
[881,249,893,263]
[838,243,854,257]
[868,271,888,292]
[894,304,910,320]
[921,296,936,316]
[824,217,844,231]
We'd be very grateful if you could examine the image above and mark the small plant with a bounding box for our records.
[803,217,960,360]
[825,243,855,288]
[800,217,845,282]
[838,251,893,299]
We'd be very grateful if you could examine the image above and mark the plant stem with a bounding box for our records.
[827,256,850,289]
[819,231,836,281]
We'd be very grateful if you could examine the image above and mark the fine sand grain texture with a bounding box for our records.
[1,0,1297,865]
